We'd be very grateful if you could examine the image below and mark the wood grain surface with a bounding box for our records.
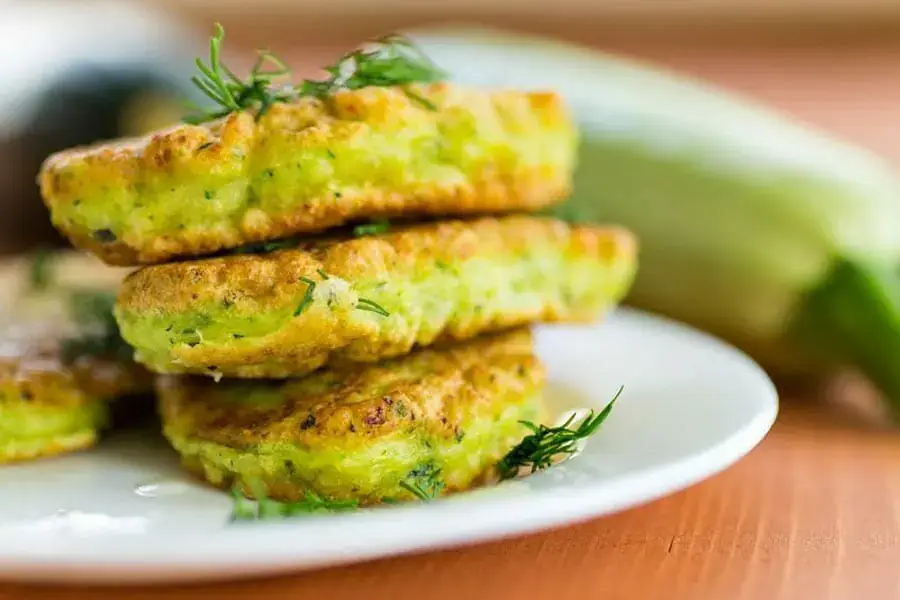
[5,18,900,600]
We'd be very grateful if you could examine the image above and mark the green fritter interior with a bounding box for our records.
[0,389,107,463]
[115,217,637,378]
[158,329,546,504]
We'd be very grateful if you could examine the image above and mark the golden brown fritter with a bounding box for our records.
[158,329,546,504]
[0,251,151,463]
[0,321,151,463]
[38,83,577,265]
[115,216,637,378]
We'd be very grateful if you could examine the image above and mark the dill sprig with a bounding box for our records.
[356,298,390,317]
[184,23,294,124]
[298,34,446,100]
[230,486,359,522]
[497,386,623,480]
[399,465,445,501]
[185,25,445,124]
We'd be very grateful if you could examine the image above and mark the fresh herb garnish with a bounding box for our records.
[184,23,294,124]
[294,276,317,316]
[356,298,390,317]
[399,465,445,501]
[289,273,388,318]
[297,34,446,100]
[229,485,359,521]
[185,24,445,124]
[28,247,55,291]
[60,291,133,363]
[352,220,391,237]
[496,386,623,480]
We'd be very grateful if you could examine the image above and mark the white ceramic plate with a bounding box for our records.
[0,308,777,585]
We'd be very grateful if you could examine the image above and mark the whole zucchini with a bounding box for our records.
[410,26,900,414]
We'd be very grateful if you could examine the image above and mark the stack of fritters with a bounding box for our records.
[38,82,637,503]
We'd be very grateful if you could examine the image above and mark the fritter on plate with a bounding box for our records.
[0,251,151,463]
[116,216,637,378]
[39,84,576,265]
[158,328,545,504]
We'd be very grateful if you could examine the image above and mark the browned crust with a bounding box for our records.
[157,329,541,450]
[119,216,636,314]
[39,83,576,265]
[116,217,636,378]
[0,430,98,464]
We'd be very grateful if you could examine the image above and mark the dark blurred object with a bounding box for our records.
[0,1,202,255]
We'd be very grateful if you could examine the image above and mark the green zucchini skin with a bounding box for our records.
[411,26,900,409]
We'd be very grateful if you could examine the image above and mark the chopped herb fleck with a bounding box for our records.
[352,220,390,237]
[232,238,297,255]
[403,88,437,111]
[294,276,317,316]
[91,228,117,243]
[316,269,330,280]
[229,482,358,522]
[229,488,258,521]
[356,298,390,317]
[400,464,444,501]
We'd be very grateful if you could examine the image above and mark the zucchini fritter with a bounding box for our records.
[116,216,637,378]
[39,83,576,265]
[0,252,151,463]
[158,329,545,504]
[0,323,149,463]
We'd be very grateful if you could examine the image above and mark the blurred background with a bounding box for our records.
[7,0,900,255]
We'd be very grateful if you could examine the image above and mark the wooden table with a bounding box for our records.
[5,24,900,600]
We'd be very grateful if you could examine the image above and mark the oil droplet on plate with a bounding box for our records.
[134,479,194,498]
